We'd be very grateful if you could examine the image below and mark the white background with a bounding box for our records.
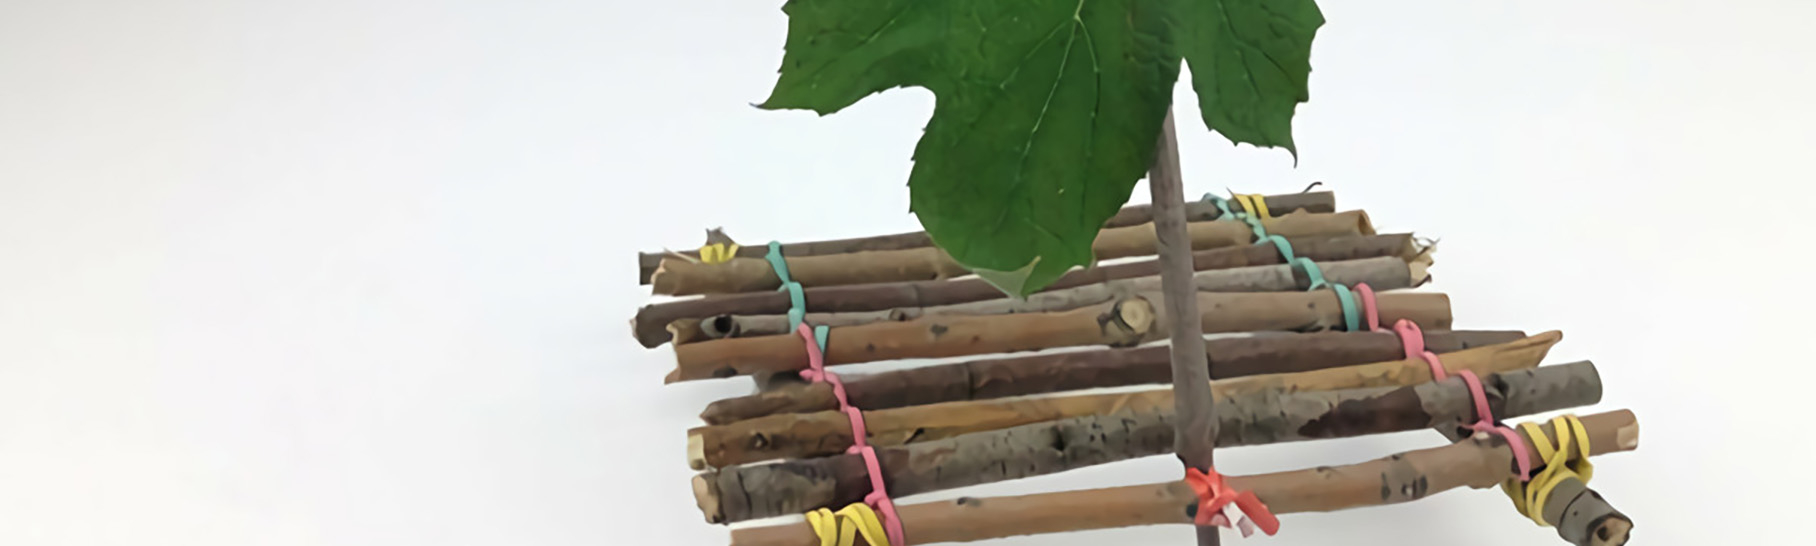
[3,1,1811,545]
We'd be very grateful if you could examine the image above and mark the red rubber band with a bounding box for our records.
[1184,468,1280,537]
[794,323,907,545]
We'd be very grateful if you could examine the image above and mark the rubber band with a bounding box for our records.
[1504,415,1594,526]
[1394,319,1535,486]
[1353,283,1380,331]
[793,324,906,545]
[806,503,891,546]
[1258,235,1296,263]
[1233,193,1273,220]
[765,241,793,284]
[1291,257,1327,290]
[1184,467,1280,537]
[1202,193,1236,218]
[1237,214,1268,240]
[1331,284,1360,332]
[698,243,740,264]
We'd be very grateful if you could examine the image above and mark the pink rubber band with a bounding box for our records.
[794,323,907,544]
[1354,283,1380,331]
[1390,320,1533,481]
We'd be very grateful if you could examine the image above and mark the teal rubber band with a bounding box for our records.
[1332,283,1360,332]
[1293,257,1328,290]
[1203,193,1235,218]
[764,241,793,284]
[1260,235,1296,262]
[783,282,805,331]
[813,324,830,353]
[1239,214,1268,240]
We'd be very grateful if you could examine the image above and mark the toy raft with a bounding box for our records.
[634,190,1637,546]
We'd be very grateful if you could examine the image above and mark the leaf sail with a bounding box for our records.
[1179,0,1325,156]
[761,0,1320,296]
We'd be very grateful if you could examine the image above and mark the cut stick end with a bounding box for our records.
[1406,243,1437,286]
[1616,415,1640,451]
[692,474,724,524]
[687,433,707,470]
[1591,515,1634,546]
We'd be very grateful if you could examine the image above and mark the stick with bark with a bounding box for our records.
[700,329,1525,425]
[650,210,1373,295]
[675,254,1429,344]
[725,409,1639,546]
[635,192,1337,284]
[695,359,1600,523]
[666,291,1452,383]
[634,234,1417,348]
[686,332,1560,469]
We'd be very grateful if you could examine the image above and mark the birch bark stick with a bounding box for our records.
[695,359,1599,523]
[725,409,1639,546]
[686,332,1560,469]
[666,291,1451,383]
[635,192,1335,284]
[677,254,1428,344]
[650,210,1373,295]
[698,330,1525,425]
[633,233,1416,347]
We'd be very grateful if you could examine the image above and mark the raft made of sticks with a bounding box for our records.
[726,409,1639,546]
[666,291,1452,383]
[636,191,1336,284]
[651,210,1373,295]
[700,329,1524,425]
[696,360,1601,522]
[686,332,1559,469]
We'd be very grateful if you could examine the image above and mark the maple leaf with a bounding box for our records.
[761,0,1321,296]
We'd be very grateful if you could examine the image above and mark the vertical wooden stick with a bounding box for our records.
[1148,109,1219,546]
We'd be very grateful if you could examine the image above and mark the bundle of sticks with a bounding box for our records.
[635,190,1637,546]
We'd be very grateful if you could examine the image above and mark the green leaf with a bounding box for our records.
[1180,0,1324,156]
[761,0,1319,296]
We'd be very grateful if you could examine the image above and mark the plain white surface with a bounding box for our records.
[3,1,1813,544]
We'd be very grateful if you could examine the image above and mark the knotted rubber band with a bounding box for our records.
[1354,283,1380,331]
[1506,415,1594,525]
[793,322,906,545]
[1258,234,1296,263]
[1291,257,1327,290]
[1184,467,1280,537]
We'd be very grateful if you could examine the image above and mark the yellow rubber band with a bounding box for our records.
[699,243,740,264]
[1233,193,1272,220]
[1502,415,1594,526]
[805,503,892,546]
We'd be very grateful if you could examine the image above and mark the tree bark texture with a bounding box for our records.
[685,332,1560,469]
[696,359,1598,523]
[674,254,1429,345]
[636,192,1337,284]
[633,233,1416,347]
[650,210,1374,296]
[724,409,1639,546]
[666,292,1452,383]
[699,330,1526,425]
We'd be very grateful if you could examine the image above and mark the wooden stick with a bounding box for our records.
[650,210,1374,295]
[665,291,1452,383]
[725,409,1639,546]
[632,233,1416,347]
[699,330,1526,425]
[635,192,1336,284]
[695,359,1598,523]
[685,332,1559,469]
[677,254,1429,344]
